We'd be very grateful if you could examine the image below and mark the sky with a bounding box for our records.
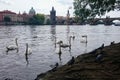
[0,0,74,17]
[0,0,120,17]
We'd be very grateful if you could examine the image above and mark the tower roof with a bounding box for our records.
[51,7,56,12]
[67,10,70,17]
[29,7,36,15]
[52,7,54,11]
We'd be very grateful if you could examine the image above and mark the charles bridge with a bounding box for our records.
[88,17,120,25]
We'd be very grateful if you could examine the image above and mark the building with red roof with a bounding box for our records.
[0,8,36,25]
[0,10,17,22]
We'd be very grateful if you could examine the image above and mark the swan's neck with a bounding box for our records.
[15,39,18,47]
[54,37,56,48]
[59,44,61,53]
[69,37,71,46]
[25,44,28,55]
[86,37,87,43]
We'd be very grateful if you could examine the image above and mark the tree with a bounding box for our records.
[116,0,120,10]
[35,14,45,25]
[29,14,45,25]
[73,0,119,23]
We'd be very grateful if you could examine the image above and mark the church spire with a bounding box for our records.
[52,7,54,11]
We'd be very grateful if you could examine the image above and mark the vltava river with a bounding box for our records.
[0,25,120,80]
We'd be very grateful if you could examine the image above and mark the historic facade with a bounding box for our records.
[0,10,17,22]
[0,7,36,25]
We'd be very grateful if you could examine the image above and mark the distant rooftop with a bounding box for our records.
[0,10,16,14]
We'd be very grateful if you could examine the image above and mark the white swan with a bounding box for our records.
[6,38,19,52]
[55,43,62,61]
[71,32,75,40]
[25,43,32,55]
[80,35,87,43]
[59,36,72,50]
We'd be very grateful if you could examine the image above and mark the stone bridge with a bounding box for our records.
[89,17,120,25]
[96,17,120,21]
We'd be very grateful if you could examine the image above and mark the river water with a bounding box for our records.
[0,25,120,80]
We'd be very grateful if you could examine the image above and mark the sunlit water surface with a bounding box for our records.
[0,25,120,80]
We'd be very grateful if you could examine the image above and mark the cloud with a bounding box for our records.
[0,0,11,5]
[0,0,74,16]
[56,0,73,5]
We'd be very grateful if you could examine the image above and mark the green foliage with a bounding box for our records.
[4,16,11,22]
[29,14,45,25]
[116,0,120,10]
[73,0,119,22]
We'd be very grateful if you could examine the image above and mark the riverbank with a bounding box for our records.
[35,42,120,80]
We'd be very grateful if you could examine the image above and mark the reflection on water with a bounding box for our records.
[0,25,120,80]
[66,25,70,41]
[50,25,56,48]
[25,53,29,66]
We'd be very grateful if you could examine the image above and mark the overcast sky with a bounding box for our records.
[0,0,74,16]
[0,0,120,17]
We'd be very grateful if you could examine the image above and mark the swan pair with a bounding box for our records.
[57,36,72,50]
[55,36,72,61]
[6,38,32,55]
